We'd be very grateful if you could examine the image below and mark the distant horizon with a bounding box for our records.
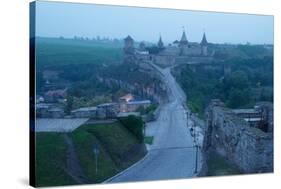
[35,1,274,45]
[35,35,274,45]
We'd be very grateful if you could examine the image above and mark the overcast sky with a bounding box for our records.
[35,1,274,44]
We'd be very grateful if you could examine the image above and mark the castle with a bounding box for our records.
[123,30,214,67]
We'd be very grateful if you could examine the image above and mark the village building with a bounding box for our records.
[97,102,119,119]
[48,107,65,118]
[44,89,67,103]
[127,100,151,112]
[71,106,97,118]
[36,103,52,118]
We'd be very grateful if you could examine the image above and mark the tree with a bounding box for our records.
[65,95,74,114]
[118,115,144,142]
[227,88,251,108]
[228,70,249,90]
[36,71,44,94]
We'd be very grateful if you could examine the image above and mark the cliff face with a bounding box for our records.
[97,76,167,104]
[203,100,273,173]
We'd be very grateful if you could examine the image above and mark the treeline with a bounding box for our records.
[174,56,273,117]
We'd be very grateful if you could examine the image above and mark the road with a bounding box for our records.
[108,65,201,183]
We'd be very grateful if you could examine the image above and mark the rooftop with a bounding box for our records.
[71,106,97,113]
[232,109,260,114]
[127,100,151,105]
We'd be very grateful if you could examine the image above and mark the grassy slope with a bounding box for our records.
[206,151,241,176]
[71,121,147,183]
[35,133,77,187]
[35,121,147,186]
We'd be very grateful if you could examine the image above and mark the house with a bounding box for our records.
[36,103,65,118]
[71,106,97,118]
[44,89,67,102]
[119,93,134,102]
[48,107,65,118]
[97,103,119,119]
[127,100,151,112]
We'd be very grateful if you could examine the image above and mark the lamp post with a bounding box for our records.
[143,121,146,138]
[186,110,189,128]
[93,143,100,175]
[193,123,199,174]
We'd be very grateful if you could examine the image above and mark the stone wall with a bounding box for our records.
[153,55,176,67]
[203,99,273,173]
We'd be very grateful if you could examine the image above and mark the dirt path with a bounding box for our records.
[63,134,90,184]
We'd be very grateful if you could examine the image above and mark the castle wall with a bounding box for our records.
[153,55,176,67]
[175,56,213,64]
[201,46,208,56]
[204,100,273,173]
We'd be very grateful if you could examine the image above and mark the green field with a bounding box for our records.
[36,37,123,68]
[35,121,147,186]
[144,136,154,145]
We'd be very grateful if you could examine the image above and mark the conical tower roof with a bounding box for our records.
[158,36,164,48]
[180,30,188,45]
[200,32,208,46]
[124,35,133,42]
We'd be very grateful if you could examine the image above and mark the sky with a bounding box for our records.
[35,1,274,44]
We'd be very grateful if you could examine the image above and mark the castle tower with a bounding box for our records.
[123,35,135,55]
[179,30,188,56]
[157,36,164,49]
[200,32,208,56]
[139,41,146,51]
[179,30,188,46]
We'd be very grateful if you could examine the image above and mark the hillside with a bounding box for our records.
[173,55,273,118]
[35,120,147,187]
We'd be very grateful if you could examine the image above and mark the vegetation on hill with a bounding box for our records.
[71,121,147,183]
[36,120,147,186]
[36,37,161,105]
[174,56,273,117]
[118,115,145,142]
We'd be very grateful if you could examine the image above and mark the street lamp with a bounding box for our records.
[143,121,146,138]
[193,124,199,174]
[93,143,100,175]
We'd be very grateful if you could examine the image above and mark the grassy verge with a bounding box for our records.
[71,121,147,183]
[144,136,154,145]
[206,151,241,176]
[35,133,77,187]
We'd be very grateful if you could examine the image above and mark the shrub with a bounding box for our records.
[118,115,144,142]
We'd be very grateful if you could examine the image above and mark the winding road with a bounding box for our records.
[108,65,201,183]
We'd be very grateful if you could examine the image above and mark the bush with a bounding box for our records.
[118,115,144,142]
